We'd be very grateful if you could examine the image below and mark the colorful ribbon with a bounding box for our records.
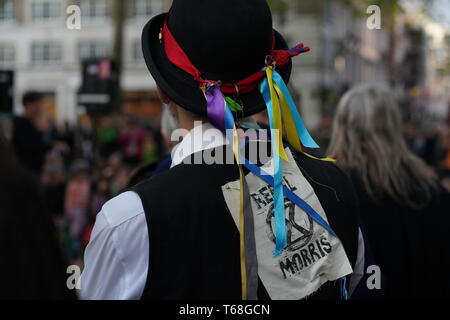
[270,70,336,163]
[271,70,319,149]
[205,86,227,133]
[259,67,287,256]
[203,61,342,300]
[205,85,258,300]
[242,156,348,300]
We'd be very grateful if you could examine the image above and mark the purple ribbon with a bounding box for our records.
[205,86,226,133]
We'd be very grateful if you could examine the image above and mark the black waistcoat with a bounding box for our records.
[133,145,360,300]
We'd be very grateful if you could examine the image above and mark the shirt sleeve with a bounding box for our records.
[78,211,126,299]
[78,192,149,300]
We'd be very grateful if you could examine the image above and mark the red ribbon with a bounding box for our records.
[161,19,309,95]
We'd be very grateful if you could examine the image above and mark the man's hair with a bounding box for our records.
[22,91,44,107]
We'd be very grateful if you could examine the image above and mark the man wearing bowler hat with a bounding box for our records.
[80,0,362,300]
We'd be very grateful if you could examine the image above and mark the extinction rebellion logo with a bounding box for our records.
[250,177,333,279]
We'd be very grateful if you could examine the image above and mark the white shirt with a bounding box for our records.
[79,123,227,300]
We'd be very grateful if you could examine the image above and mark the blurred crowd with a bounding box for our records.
[313,98,450,193]
[5,92,170,265]
[2,87,450,286]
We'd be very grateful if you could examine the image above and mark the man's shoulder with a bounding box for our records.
[135,162,236,191]
[295,151,350,182]
[100,191,145,228]
[293,150,358,210]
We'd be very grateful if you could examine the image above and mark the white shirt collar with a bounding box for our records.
[170,122,227,168]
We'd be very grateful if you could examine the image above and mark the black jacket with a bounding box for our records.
[0,136,76,300]
[12,116,50,173]
[133,145,360,300]
[348,172,450,299]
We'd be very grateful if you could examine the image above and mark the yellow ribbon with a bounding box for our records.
[203,87,248,299]
[273,79,336,163]
[275,84,302,152]
[232,124,248,300]
[266,67,289,162]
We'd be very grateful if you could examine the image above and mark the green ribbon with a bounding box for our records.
[225,97,244,112]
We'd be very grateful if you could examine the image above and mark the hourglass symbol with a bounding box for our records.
[266,200,314,252]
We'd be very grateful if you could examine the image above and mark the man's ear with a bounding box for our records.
[156,86,171,105]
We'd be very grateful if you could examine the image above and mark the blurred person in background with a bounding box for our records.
[118,116,146,167]
[41,151,67,225]
[89,178,110,220]
[64,160,91,257]
[403,120,426,158]
[98,116,120,160]
[101,153,131,196]
[437,125,450,168]
[83,177,111,248]
[419,122,444,168]
[12,92,52,175]
[127,106,178,187]
[78,115,95,166]
[328,84,450,299]
[440,125,450,192]
[55,121,76,168]
[0,132,76,299]
[141,130,159,166]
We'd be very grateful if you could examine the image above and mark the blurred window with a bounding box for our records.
[79,0,108,22]
[31,42,61,66]
[132,0,164,18]
[79,41,109,62]
[0,0,15,23]
[31,0,61,22]
[133,40,144,64]
[0,45,15,67]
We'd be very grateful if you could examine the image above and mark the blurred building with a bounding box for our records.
[271,0,450,129]
[272,1,392,129]
[1,0,448,127]
[0,0,169,124]
[425,3,450,120]
[401,0,450,122]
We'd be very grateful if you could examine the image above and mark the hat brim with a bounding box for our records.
[142,13,292,118]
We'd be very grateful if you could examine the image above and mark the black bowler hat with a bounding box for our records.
[141,0,292,118]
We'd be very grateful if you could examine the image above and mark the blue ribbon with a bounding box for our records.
[259,77,287,257]
[225,97,349,299]
[271,70,319,149]
[242,156,349,300]
[340,276,349,300]
[242,159,337,238]
[243,157,349,300]
[216,86,348,299]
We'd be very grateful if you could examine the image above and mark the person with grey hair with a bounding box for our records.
[328,84,450,299]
